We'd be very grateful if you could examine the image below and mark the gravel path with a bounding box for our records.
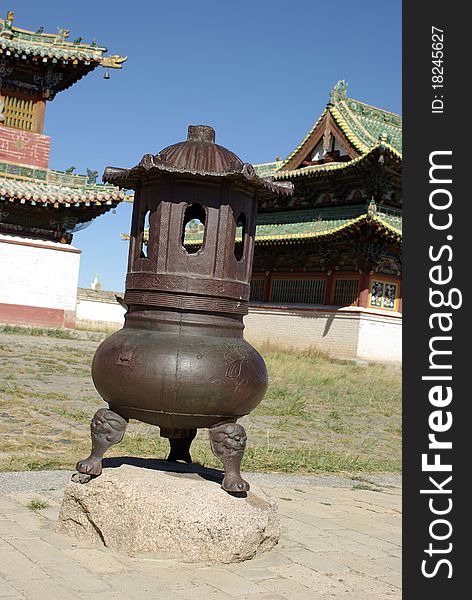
[0,467,401,494]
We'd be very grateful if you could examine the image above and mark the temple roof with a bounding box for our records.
[121,203,402,247]
[255,203,401,227]
[0,162,126,207]
[273,143,401,181]
[255,81,402,178]
[329,88,401,154]
[250,212,401,245]
[0,12,126,96]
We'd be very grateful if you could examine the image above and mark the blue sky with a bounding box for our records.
[12,1,401,291]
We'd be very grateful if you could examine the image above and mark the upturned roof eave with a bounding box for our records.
[0,170,127,207]
[0,18,127,78]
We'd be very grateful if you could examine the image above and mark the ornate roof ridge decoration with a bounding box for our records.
[256,202,402,224]
[253,160,284,178]
[328,80,402,121]
[0,11,126,71]
[104,125,294,201]
[273,143,402,180]
[334,100,401,153]
[121,210,402,246]
[340,97,402,121]
[274,81,402,172]
[0,159,127,188]
[328,79,348,104]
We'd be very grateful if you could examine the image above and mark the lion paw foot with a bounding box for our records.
[222,474,250,492]
[71,472,93,484]
[75,456,102,477]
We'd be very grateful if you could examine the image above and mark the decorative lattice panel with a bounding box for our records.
[249,279,265,302]
[270,278,326,304]
[333,279,359,305]
[2,95,35,131]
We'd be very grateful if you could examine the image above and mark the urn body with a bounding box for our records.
[92,310,268,430]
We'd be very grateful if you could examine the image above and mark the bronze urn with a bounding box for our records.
[75,125,292,492]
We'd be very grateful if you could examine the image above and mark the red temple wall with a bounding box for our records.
[0,127,51,169]
[0,303,66,327]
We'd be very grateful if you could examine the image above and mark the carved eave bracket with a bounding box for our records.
[313,241,341,271]
[352,240,388,272]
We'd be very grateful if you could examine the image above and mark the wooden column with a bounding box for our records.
[324,271,335,305]
[263,272,272,302]
[32,99,46,134]
[358,271,371,308]
[397,291,402,313]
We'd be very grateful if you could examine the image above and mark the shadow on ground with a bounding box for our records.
[102,456,224,485]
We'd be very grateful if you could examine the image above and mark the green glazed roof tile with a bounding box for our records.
[253,161,284,178]
[124,206,402,246]
[0,168,126,206]
[336,99,402,153]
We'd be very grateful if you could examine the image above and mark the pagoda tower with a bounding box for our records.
[0,11,127,328]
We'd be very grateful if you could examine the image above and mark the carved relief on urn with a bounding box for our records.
[75,125,293,492]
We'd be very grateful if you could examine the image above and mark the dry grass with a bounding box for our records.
[75,321,121,335]
[0,329,401,475]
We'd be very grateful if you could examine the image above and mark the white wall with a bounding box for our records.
[244,307,361,359]
[0,234,80,311]
[357,311,402,363]
[245,306,402,363]
[71,294,402,364]
[76,298,126,325]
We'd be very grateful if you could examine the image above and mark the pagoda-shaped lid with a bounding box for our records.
[103,125,293,199]
[157,125,244,175]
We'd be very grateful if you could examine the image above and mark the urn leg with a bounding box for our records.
[75,408,128,478]
[161,428,197,463]
[209,422,250,492]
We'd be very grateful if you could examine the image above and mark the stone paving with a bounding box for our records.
[0,472,401,599]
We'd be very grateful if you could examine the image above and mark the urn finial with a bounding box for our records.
[187,125,215,143]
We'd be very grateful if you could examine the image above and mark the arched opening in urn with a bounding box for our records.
[182,203,206,254]
[140,209,151,258]
[234,212,247,262]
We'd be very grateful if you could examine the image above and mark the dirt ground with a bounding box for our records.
[0,330,401,476]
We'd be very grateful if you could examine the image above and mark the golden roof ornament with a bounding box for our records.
[100,54,128,69]
[55,27,70,44]
[0,11,14,38]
